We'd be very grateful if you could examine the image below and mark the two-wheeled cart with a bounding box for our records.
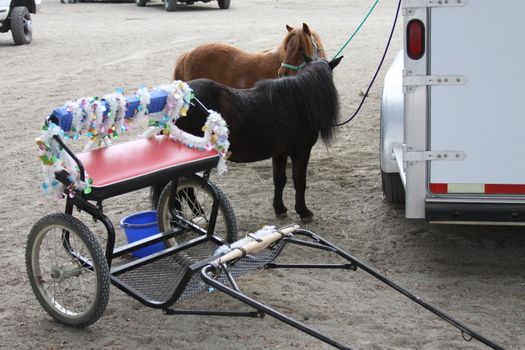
[27,85,505,349]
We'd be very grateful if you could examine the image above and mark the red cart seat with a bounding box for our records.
[76,136,219,200]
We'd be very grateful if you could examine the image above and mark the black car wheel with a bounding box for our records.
[10,7,32,45]
[164,0,179,11]
[218,0,230,9]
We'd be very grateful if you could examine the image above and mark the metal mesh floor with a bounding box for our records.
[115,239,286,306]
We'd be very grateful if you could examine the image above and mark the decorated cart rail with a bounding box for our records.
[27,84,505,350]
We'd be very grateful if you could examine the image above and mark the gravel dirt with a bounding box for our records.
[0,0,523,349]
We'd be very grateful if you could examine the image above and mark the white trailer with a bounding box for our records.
[380,0,525,224]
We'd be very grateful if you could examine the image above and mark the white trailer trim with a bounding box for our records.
[402,4,428,218]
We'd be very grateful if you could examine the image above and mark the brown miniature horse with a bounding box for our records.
[173,23,326,88]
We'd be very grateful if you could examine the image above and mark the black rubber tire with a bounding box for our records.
[150,182,169,211]
[164,0,179,11]
[157,175,237,244]
[381,170,405,204]
[26,213,110,328]
[136,0,147,6]
[10,7,32,45]
[218,0,230,9]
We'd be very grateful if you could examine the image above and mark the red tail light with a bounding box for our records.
[407,19,425,59]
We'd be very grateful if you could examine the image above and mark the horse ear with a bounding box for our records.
[328,56,344,71]
[286,24,294,32]
[302,23,311,36]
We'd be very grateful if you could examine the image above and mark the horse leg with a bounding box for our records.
[291,151,313,223]
[272,154,288,218]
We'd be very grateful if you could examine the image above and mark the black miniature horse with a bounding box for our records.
[160,57,342,223]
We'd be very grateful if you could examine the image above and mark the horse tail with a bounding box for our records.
[174,53,187,81]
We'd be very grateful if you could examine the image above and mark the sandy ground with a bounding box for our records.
[0,0,524,349]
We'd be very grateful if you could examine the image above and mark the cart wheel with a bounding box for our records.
[136,0,147,7]
[157,174,237,245]
[164,0,179,11]
[381,170,405,204]
[10,7,32,45]
[26,213,110,328]
[217,0,230,9]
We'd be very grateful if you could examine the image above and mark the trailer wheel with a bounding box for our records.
[381,171,405,204]
[218,0,230,9]
[10,7,32,45]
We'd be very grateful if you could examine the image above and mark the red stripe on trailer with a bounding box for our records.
[485,184,525,194]
[430,183,525,194]
[429,183,448,194]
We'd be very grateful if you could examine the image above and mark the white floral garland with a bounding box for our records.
[134,86,150,120]
[36,123,91,198]
[37,81,230,198]
[139,81,230,175]
[64,90,128,151]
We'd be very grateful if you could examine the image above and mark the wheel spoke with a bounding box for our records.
[157,176,237,247]
[57,279,67,312]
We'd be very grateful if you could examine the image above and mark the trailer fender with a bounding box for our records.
[380,50,404,174]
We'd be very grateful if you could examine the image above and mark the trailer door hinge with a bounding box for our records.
[405,150,466,162]
[403,72,467,93]
[393,143,466,170]
[403,0,468,9]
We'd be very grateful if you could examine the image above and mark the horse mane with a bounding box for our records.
[278,25,326,63]
[254,61,339,145]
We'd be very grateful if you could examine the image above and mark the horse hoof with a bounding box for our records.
[300,216,313,224]
[275,212,288,219]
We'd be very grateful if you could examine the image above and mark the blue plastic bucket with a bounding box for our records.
[120,210,165,258]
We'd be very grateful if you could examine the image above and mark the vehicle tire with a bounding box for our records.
[26,213,110,327]
[150,182,169,211]
[217,0,230,9]
[10,7,32,45]
[381,170,405,204]
[157,175,237,245]
[136,0,147,6]
[164,0,179,11]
